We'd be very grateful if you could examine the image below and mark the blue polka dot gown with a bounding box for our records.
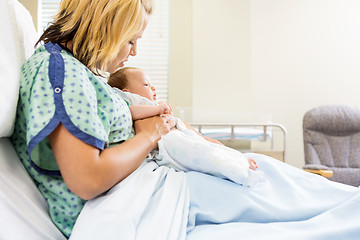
[11,42,134,237]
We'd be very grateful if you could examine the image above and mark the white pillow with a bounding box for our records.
[0,0,37,137]
[0,138,66,240]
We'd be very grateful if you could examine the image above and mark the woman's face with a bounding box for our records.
[107,17,149,74]
[107,36,140,74]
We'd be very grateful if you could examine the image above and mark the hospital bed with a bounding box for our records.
[177,107,287,162]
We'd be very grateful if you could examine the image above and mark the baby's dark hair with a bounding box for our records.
[108,67,139,90]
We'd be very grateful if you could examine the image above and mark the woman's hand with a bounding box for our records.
[134,114,176,150]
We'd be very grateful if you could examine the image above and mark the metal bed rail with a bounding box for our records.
[189,122,288,163]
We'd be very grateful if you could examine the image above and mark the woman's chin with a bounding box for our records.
[107,62,125,74]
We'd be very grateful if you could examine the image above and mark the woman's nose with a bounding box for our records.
[130,45,137,56]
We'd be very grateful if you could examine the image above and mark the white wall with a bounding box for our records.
[192,0,252,113]
[191,0,360,168]
[169,0,193,112]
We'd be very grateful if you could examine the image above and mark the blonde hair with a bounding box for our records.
[108,67,139,89]
[37,0,154,75]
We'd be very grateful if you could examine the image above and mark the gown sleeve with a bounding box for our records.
[22,43,107,174]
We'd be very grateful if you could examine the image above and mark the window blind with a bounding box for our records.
[37,0,60,33]
[38,0,169,101]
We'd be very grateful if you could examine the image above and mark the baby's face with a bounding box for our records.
[125,69,156,101]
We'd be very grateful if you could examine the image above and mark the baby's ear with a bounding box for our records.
[122,88,129,92]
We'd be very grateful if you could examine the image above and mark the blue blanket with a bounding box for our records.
[186,153,360,240]
[71,153,360,240]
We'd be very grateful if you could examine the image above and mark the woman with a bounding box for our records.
[11,0,176,237]
[11,0,360,239]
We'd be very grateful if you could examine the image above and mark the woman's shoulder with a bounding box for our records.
[22,42,109,97]
[23,44,50,69]
[30,42,84,68]
[23,42,83,73]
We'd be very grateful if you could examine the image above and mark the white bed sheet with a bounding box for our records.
[70,161,189,240]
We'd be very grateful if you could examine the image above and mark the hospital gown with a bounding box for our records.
[11,42,134,237]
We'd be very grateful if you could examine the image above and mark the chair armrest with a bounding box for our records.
[303,169,333,178]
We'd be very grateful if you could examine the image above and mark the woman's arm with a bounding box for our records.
[130,103,172,120]
[48,115,175,200]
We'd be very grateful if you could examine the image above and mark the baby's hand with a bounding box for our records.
[158,102,173,115]
[248,158,258,171]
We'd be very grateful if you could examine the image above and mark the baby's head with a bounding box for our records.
[108,67,156,101]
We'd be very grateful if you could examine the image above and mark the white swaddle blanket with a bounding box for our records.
[154,119,264,186]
